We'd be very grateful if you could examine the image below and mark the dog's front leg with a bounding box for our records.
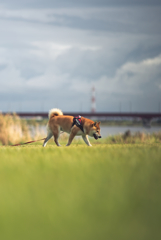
[82,135,92,146]
[66,132,76,146]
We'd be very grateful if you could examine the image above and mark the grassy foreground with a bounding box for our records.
[0,142,161,240]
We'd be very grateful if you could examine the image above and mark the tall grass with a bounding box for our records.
[103,130,161,144]
[0,114,31,145]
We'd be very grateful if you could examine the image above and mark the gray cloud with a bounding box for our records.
[0,1,161,112]
[1,0,161,9]
[1,6,161,35]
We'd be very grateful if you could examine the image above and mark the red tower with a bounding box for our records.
[91,86,96,112]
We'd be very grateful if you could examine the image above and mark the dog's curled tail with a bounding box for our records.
[48,108,63,119]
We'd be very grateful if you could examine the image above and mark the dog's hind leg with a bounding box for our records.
[43,132,53,147]
[82,135,92,146]
[53,127,61,146]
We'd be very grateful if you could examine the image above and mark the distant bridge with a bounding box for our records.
[3,112,161,124]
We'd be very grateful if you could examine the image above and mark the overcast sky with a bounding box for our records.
[0,0,161,113]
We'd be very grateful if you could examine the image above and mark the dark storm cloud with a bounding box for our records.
[49,7,161,35]
[0,5,161,35]
[1,0,161,8]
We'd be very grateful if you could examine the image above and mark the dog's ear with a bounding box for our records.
[94,122,97,126]
[97,121,101,125]
[91,122,98,127]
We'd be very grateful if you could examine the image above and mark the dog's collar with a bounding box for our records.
[71,115,84,132]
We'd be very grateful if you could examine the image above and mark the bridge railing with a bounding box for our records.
[1,112,161,119]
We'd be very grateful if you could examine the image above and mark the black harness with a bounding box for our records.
[71,115,84,132]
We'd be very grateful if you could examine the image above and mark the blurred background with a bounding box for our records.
[0,0,161,113]
[1,3,161,240]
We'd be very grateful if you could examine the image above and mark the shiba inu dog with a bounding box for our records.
[43,108,101,147]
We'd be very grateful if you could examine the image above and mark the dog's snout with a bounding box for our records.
[99,136,102,138]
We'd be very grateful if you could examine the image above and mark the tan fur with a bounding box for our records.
[43,108,101,147]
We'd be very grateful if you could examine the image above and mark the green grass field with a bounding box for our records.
[0,141,161,240]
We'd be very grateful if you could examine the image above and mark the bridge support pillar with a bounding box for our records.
[142,118,152,128]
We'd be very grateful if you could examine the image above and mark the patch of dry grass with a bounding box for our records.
[0,114,31,145]
[103,130,161,144]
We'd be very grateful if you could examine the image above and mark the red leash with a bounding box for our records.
[9,131,64,147]
[11,138,46,146]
